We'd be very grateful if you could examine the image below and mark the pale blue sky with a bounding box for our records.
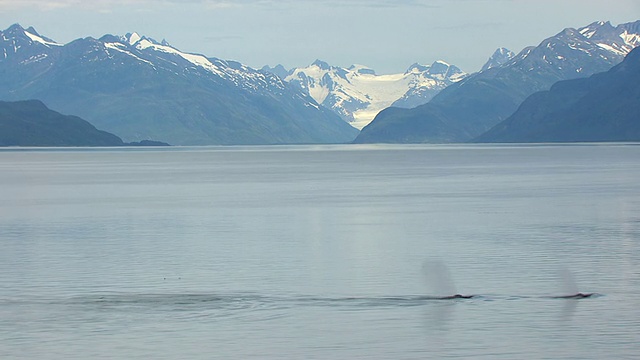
[1,0,638,74]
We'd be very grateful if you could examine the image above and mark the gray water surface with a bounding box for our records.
[1,144,639,359]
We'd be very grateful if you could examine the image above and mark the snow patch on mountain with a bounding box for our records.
[578,22,603,38]
[134,38,227,78]
[127,32,141,46]
[104,42,156,67]
[23,29,61,47]
[621,30,640,48]
[596,42,626,55]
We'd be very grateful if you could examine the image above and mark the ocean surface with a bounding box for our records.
[0,144,639,359]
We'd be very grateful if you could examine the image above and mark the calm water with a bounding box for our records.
[1,144,639,359]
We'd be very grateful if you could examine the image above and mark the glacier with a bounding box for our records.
[265,60,466,130]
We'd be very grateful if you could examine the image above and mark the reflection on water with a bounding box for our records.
[1,144,639,359]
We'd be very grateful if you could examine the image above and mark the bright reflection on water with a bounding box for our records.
[0,144,639,359]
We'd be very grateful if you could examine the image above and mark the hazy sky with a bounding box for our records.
[1,0,638,74]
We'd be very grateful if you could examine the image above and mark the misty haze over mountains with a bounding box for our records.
[0,20,639,146]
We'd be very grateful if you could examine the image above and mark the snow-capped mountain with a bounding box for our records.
[391,61,467,109]
[0,24,358,145]
[579,20,640,55]
[0,24,62,86]
[0,24,61,54]
[481,47,515,71]
[355,20,640,144]
[264,60,466,130]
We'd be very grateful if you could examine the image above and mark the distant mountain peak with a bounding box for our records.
[118,32,161,46]
[481,47,516,71]
[432,60,451,67]
[496,47,513,56]
[6,23,25,33]
[1,23,61,48]
[578,20,614,38]
[25,26,40,36]
[560,27,582,37]
[406,63,429,74]
[125,32,142,45]
[405,61,461,77]
[261,64,289,79]
[428,60,454,75]
[121,32,165,48]
[311,59,331,70]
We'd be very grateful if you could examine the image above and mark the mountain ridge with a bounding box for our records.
[0,24,358,145]
[474,46,640,143]
[354,20,640,144]
[481,47,516,71]
[0,99,125,146]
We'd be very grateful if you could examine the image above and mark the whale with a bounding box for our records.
[423,260,474,300]
[438,294,474,300]
[553,292,594,299]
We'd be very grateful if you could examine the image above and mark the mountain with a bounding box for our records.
[261,64,289,80]
[354,20,640,143]
[391,61,467,109]
[264,60,466,129]
[0,24,358,145]
[0,100,126,146]
[475,47,640,142]
[481,47,516,71]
